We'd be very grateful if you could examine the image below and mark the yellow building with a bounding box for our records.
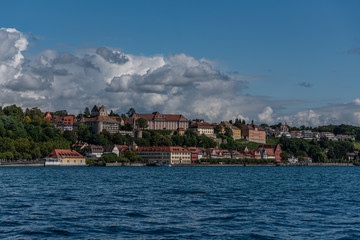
[219,121,242,139]
[135,146,191,165]
[45,149,86,166]
[232,126,242,140]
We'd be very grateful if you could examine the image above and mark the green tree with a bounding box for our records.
[135,118,148,130]
[84,107,90,117]
[225,127,233,137]
[63,130,77,144]
[3,105,24,119]
[112,133,126,144]
[109,110,119,116]
[24,107,43,119]
[76,125,92,142]
[54,110,68,116]
[127,108,136,117]
[214,125,222,134]
[124,150,137,162]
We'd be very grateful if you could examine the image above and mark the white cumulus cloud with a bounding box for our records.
[1,28,360,127]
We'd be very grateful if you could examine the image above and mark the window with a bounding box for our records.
[74,160,76,163]
[67,160,69,163]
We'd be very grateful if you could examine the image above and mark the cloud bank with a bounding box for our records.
[0,28,360,127]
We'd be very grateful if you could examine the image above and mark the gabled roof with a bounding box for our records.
[103,145,117,153]
[242,124,265,131]
[47,149,84,158]
[80,116,118,123]
[115,145,129,152]
[132,112,188,122]
[257,144,281,156]
[136,146,190,153]
[189,122,214,129]
[84,144,104,153]
[187,147,201,153]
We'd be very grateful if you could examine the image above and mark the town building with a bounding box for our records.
[79,105,119,134]
[45,149,86,166]
[336,135,356,141]
[83,144,104,158]
[135,146,191,165]
[302,130,314,140]
[103,145,120,155]
[115,145,130,157]
[320,132,338,141]
[257,144,282,162]
[218,121,242,139]
[131,112,189,131]
[242,124,266,143]
[43,112,76,131]
[189,121,215,136]
[232,126,242,140]
[187,147,203,163]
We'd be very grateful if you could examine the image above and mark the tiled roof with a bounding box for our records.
[47,149,84,158]
[80,116,118,123]
[84,144,104,153]
[257,144,281,156]
[136,146,190,153]
[132,112,188,122]
[115,145,129,152]
[242,124,265,131]
[189,122,214,129]
[187,147,201,153]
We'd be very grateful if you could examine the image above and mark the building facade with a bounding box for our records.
[189,122,215,136]
[257,144,282,162]
[131,112,189,131]
[135,146,191,165]
[45,149,86,166]
[242,124,266,144]
[79,105,119,134]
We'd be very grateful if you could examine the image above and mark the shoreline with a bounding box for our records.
[0,161,355,167]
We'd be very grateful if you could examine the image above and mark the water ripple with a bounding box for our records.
[0,166,360,239]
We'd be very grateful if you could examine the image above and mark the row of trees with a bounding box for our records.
[266,122,360,141]
[0,105,70,159]
[278,136,355,162]
[75,125,218,149]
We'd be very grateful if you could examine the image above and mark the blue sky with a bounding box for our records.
[1,0,360,126]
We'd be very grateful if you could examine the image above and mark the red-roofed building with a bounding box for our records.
[45,149,86,166]
[43,112,75,131]
[257,144,282,162]
[44,112,52,121]
[115,145,130,157]
[245,150,262,159]
[135,146,191,165]
[79,105,119,134]
[187,147,203,163]
[131,112,189,131]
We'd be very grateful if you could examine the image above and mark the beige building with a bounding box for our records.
[79,105,119,134]
[131,112,189,131]
[45,149,86,166]
[135,146,191,165]
[189,122,215,136]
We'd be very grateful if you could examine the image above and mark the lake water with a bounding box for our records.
[1,166,360,239]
